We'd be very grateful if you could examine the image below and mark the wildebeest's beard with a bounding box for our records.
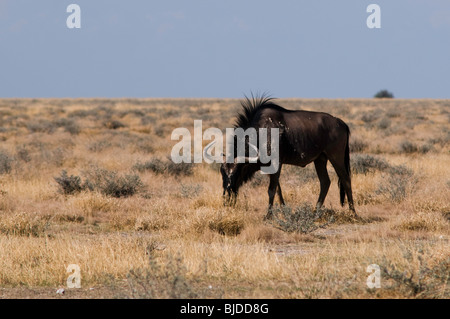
[220,162,259,206]
[220,163,239,206]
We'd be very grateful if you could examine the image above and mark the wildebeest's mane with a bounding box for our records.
[234,94,284,129]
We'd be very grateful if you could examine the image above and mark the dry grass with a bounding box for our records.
[0,98,448,298]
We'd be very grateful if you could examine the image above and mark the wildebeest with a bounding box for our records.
[204,95,356,219]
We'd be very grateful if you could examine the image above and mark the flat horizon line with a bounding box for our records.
[1,96,449,100]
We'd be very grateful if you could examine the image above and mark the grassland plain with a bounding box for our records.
[0,98,448,299]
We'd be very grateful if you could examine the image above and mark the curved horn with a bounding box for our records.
[203,141,217,163]
[248,142,259,156]
[234,142,259,163]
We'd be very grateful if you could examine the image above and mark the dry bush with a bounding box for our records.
[376,165,417,203]
[411,198,450,215]
[88,140,112,153]
[54,170,85,195]
[104,120,126,130]
[208,212,245,236]
[97,173,143,198]
[394,212,448,232]
[72,192,122,217]
[0,212,51,237]
[186,207,246,237]
[55,118,80,135]
[379,245,449,298]
[0,149,13,174]
[361,111,380,124]
[349,137,368,153]
[178,183,203,199]
[125,253,221,299]
[377,117,391,130]
[134,214,170,232]
[26,119,57,134]
[15,146,31,163]
[351,154,390,175]
[271,204,335,234]
[133,158,194,176]
[55,168,144,201]
[400,140,419,154]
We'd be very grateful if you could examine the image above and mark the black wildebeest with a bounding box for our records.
[204,95,356,219]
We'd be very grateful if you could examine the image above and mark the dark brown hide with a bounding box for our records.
[220,95,355,219]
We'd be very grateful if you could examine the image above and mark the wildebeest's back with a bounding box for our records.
[257,107,347,166]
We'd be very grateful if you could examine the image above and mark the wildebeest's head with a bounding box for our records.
[205,140,260,206]
[220,162,241,205]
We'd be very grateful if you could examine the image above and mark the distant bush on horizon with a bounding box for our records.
[374,89,394,98]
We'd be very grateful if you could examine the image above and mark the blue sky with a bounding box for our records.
[1,0,449,98]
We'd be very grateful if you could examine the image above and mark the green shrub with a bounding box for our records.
[374,90,394,98]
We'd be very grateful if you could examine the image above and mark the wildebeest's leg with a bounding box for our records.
[277,182,285,206]
[328,157,356,215]
[313,153,330,210]
[265,169,282,220]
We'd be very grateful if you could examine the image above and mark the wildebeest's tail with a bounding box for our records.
[338,121,351,206]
